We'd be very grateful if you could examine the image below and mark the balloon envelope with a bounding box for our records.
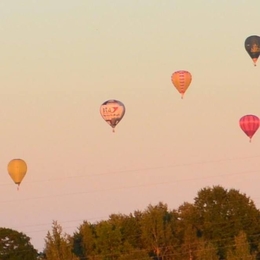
[171,70,192,98]
[239,115,260,141]
[7,159,27,187]
[244,35,260,66]
[100,100,125,132]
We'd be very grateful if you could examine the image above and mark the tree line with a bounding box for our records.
[1,185,260,260]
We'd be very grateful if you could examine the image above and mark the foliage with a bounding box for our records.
[73,221,96,260]
[195,239,219,260]
[37,185,260,259]
[4,185,260,259]
[226,231,255,260]
[193,185,260,258]
[0,227,38,260]
[140,202,178,260]
[44,220,79,260]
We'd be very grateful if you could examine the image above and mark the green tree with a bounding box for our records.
[193,185,260,258]
[0,227,38,260]
[108,214,135,256]
[114,211,147,257]
[44,221,79,260]
[195,239,219,260]
[73,221,96,260]
[126,210,144,249]
[176,202,200,260]
[94,219,123,260]
[227,231,255,260]
[140,202,177,260]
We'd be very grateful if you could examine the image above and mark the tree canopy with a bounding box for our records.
[0,227,38,260]
[2,185,260,260]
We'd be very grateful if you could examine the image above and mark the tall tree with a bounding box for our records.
[114,211,147,256]
[73,221,96,260]
[140,202,177,260]
[44,221,79,260]
[195,239,219,260]
[226,231,255,260]
[0,227,38,260]
[128,210,145,249]
[193,185,260,258]
[94,219,123,260]
[176,202,200,260]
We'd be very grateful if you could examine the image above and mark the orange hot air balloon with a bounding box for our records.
[244,35,260,66]
[100,99,125,132]
[171,70,192,99]
[239,115,260,142]
[7,159,27,190]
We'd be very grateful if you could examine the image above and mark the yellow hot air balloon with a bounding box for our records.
[171,70,192,99]
[7,159,27,190]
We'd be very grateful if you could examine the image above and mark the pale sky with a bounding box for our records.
[0,0,259,251]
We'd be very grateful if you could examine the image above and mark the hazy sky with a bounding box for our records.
[0,0,259,251]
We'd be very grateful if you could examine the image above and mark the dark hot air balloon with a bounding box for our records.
[244,35,260,66]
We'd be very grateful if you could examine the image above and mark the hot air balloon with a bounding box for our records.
[239,115,259,142]
[7,159,27,190]
[100,99,125,132]
[244,35,260,66]
[171,70,192,99]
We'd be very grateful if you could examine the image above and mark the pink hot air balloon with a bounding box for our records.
[239,115,260,142]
